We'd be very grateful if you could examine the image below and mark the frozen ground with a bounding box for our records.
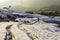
[0,22,60,40]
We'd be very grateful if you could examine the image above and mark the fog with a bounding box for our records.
[0,0,60,11]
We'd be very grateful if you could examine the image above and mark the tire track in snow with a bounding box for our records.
[17,24,40,40]
[4,24,16,40]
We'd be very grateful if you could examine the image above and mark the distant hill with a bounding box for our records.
[40,5,60,11]
[0,0,60,11]
[11,5,36,13]
[39,5,60,16]
[11,5,60,15]
[0,0,60,14]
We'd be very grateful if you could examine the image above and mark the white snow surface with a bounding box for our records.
[0,22,60,40]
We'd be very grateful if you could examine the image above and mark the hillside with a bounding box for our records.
[0,0,60,14]
[0,0,60,9]
[40,5,60,11]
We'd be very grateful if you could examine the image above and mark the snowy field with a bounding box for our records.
[0,7,60,40]
[0,21,60,40]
